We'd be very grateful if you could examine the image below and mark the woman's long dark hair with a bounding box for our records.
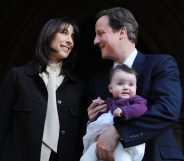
[35,17,79,74]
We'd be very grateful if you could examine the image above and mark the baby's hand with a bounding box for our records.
[113,108,122,117]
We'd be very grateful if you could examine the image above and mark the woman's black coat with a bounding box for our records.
[0,60,86,161]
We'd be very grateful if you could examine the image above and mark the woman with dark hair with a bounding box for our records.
[0,18,86,161]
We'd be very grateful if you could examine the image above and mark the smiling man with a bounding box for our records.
[87,7,184,161]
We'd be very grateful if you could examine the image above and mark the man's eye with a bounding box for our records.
[98,32,104,36]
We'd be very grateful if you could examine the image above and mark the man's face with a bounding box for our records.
[94,16,121,60]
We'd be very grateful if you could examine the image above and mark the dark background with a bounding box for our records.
[0,0,184,151]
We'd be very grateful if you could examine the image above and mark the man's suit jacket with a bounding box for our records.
[88,52,184,161]
[0,60,86,161]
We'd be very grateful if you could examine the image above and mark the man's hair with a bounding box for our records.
[109,64,137,83]
[96,7,138,44]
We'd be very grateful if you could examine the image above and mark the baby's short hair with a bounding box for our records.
[109,64,137,82]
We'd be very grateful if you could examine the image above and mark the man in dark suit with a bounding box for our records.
[87,7,184,161]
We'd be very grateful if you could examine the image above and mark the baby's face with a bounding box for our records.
[108,70,137,99]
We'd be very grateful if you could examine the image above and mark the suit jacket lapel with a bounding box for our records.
[132,51,146,94]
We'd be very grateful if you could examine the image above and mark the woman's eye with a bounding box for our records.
[62,31,67,35]
[59,30,68,35]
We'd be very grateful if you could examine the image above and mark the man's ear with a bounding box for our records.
[119,27,127,40]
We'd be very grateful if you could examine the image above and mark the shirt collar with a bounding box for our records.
[113,48,137,68]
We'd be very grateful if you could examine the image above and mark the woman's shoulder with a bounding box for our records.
[6,64,26,75]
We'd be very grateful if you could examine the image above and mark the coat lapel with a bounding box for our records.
[24,60,48,103]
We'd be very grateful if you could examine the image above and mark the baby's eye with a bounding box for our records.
[117,82,124,85]
[129,83,135,86]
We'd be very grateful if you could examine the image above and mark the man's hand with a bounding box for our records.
[87,97,107,121]
[96,126,120,161]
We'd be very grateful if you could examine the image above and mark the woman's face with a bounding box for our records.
[49,24,74,63]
